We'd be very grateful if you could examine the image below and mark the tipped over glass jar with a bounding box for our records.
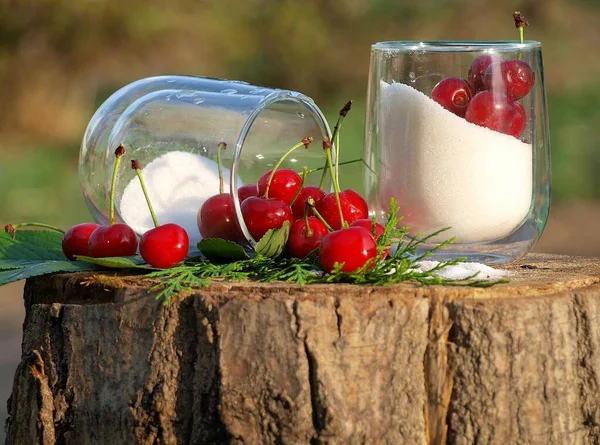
[364,41,551,264]
[79,75,331,247]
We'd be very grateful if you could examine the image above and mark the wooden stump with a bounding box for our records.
[5,253,600,445]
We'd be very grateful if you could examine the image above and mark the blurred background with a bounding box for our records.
[0,0,599,438]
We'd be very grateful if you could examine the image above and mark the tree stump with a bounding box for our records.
[5,253,600,445]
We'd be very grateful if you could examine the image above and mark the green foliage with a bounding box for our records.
[75,255,151,269]
[0,230,97,285]
[197,238,251,262]
[254,221,291,258]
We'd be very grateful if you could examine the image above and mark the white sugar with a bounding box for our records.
[417,261,510,280]
[379,81,533,243]
[119,151,239,246]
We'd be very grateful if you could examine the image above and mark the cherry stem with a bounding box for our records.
[324,141,347,228]
[307,197,333,232]
[513,11,528,60]
[217,142,226,194]
[132,159,160,228]
[318,100,352,189]
[290,166,308,207]
[303,158,373,175]
[264,137,312,199]
[109,143,125,225]
[303,202,313,237]
[334,122,342,188]
[4,223,64,239]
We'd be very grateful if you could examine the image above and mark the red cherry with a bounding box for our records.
[62,222,101,260]
[349,219,389,259]
[349,219,385,239]
[287,217,329,259]
[483,59,535,101]
[468,54,503,93]
[257,168,302,204]
[508,101,527,138]
[291,186,326,220]
[241,196,294,241]
[319,227,378,273]
[88,223,138,258]
[315,189,369,230]
[198,193,242,242]
[431,77,473,117]
[465,90,516,134]
[140,223,189,268]
[238,184,258,202]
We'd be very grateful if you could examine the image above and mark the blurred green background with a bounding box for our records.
[0,0,599,248]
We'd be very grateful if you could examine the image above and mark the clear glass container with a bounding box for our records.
[80,75,331,246]
[364,41,551,264]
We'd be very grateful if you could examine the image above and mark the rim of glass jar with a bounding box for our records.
[230,90,332,247]
[371,40,541,52]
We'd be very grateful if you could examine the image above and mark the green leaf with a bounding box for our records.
[75,255,153,269]
[197,238,251,262]
[0,230,100,285]
[0,230,65,261]
[0,260,96,286]
[255,220,290,258]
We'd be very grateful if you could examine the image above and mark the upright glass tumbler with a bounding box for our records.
[80,75,331,246]
[364,41,551,264]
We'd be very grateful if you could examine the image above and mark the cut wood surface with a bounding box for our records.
[5,253,600,445]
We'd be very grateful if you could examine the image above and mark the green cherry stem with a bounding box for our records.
[318,100,352,189]
[303,158,374,175]
[323,137,346,228]
[132,159,160,228]
[264,137,312,199]
[290,166,308,207]
[306,197,333,232]
[513,11,528,59]
[217,141,226,194]
[4,222,64,239]
[303,201,313,237]
[109,143,126,225]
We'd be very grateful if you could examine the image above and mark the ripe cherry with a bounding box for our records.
[88,144,138,258]
[88,223,138,258]
[288,217,329,259]
[241,196,294,241]
[319,226,378,273]
[198,193,242,242]
[349,219,384,239]
[508,101,527,138]
[465,90,516,134]
[468,54,503,93]
[431,77,473,117]
[140,223,189,268]
[257,168,303,205]
[483,59,535,101]
[132,158,189,267]
[238,184,258,202]
[62,222,101,260]
[291,186,326,220]
[349,219,389,259]
[315,189,369,230]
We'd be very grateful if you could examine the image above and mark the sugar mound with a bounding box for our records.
[379,81,533,243]
[119,151,240,246]
[417,261,510,280]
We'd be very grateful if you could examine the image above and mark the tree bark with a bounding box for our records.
[5,253,600,444]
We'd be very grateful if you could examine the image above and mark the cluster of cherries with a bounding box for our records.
[198,135,386,273]
[430,13,535,138]
[61,146,189,269]
[430,53,534,138]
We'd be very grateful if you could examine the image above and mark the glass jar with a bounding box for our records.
[364,41,551,264]
[80,75,331,246]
